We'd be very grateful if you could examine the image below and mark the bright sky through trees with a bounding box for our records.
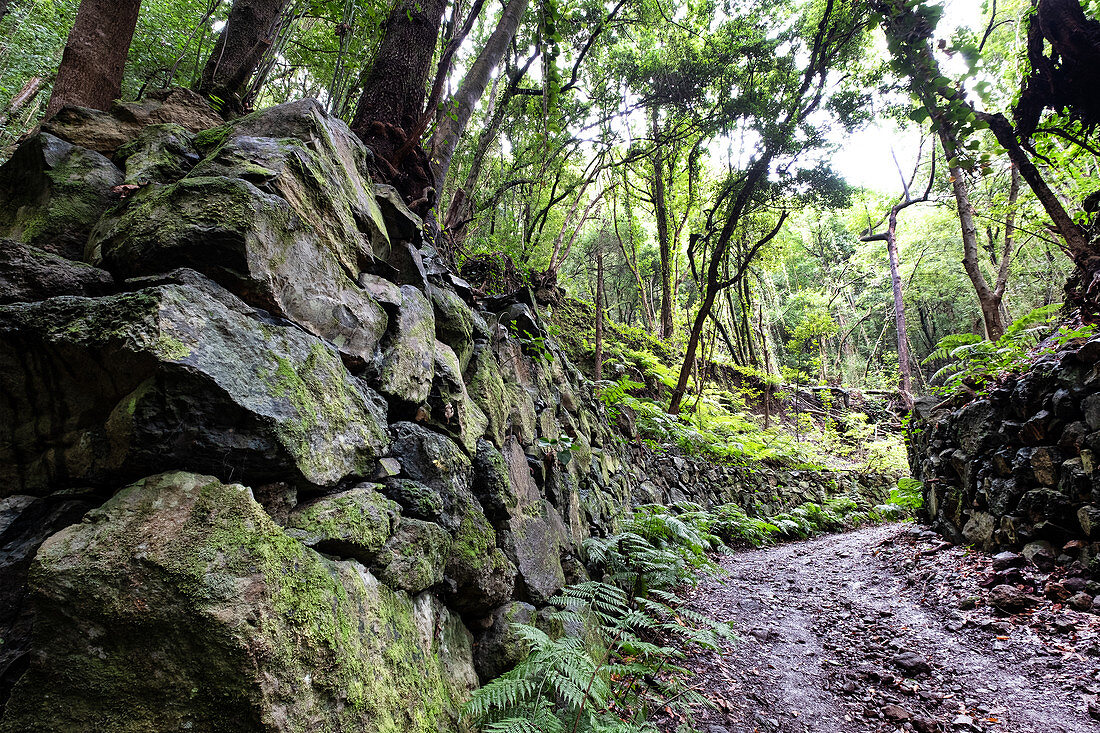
[833,0,982,192]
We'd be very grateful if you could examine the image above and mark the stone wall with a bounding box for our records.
[0,93,895,732]
[910,334,1100,567]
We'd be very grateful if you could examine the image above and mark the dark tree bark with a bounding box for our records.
[351,0,447,206]
[45,0,143,119]
[651,108,674,342]
[195,0,291,116]
[1016,0,1100,138]
[594,238,605,382]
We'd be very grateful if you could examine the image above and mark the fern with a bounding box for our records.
[923,304,1063,395]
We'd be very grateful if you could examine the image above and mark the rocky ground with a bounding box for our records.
[657,524,1100,733]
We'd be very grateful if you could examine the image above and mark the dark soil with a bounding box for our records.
[658,524,1100,733]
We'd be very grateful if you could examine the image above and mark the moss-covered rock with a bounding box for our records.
[115,123,199,184]
[372,518,452,594]
[42,88,223,154]
[0,277,388,496]
[444,508,516,617]
[0,240,113,304]
[286,483,398,563]
[380,478,445,521]
[0,134,122,259]
[501,438,567,605]
[0,471,476,733]
[472,439,518,524]
[376,286,435,405]
[88,171,388,371]
[428,339,489,454]
[474,601,536,682]
[464,340,508,448]
[430,285,477,371]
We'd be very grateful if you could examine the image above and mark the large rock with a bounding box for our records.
[474,601,537,682]
[286,484,398,564]
[0,134,122,259]
[387,423,516,615]
[42,88,223,154]
[88,99,391,369]
[0,240,113,304]
[376,286,435,405]
[0,490,102,709]
[501,438,567,605]
[0,472,476,733]
[115,123,200,185]
[464,340,509,448]
[371,518,452,595]
[0,277,388,496]
[427,339,489,453]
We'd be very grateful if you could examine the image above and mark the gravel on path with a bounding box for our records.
[657,523,1100,733]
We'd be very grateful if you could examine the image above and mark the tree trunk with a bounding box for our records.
[430,0,529,193]
[945,159,1006,339]
[594,239,605,382]
[195,0,290,115]
[978,110,1100,319]
[669,155,775,414]
[351,0,447,203]
[651,108,674,341]
[884,209,914,408]
[46,0,143,119]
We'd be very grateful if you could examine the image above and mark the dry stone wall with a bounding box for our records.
[0,94,893,731]
[910,334,1100,569]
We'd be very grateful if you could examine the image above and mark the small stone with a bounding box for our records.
[1068,592,1094,612]
[881,704,911,721]
[891,652,931,676]
[991,551,1024,570]
[989,584,1040,613]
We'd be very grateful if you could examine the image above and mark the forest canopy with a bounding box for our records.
[3,0,1098,415]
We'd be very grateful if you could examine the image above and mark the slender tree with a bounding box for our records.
[430,0,530,194]
[860,146,937,409]
[667,0,867,414]
[650,107,675,341]
[45,0,143,119]
[195,0,291,115]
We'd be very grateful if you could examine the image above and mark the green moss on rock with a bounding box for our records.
[0,472,476,733]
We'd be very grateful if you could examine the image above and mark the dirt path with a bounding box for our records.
[658,524,1100,733]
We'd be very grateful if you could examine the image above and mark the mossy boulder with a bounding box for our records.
[444,509,516,617]
[0,276,388,496]
[376,286,436,405]
[501,438,567,605]
[0,471,476,733]
[387,422,516,615]
[464,340,508,448]
[428,339,489,454]
[472,439,518,524]
[88,171,388,371]
[286,483,398,563]
[371,518,452,594]
[380,478,445,521]
[0,240,113,304]
[474,601,537,682]
[0,133,122,259]
[429,285,478,371]
[41,88,223,154]
[115,123,199,185]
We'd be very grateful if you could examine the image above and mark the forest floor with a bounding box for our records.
[655,524,1100,733]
